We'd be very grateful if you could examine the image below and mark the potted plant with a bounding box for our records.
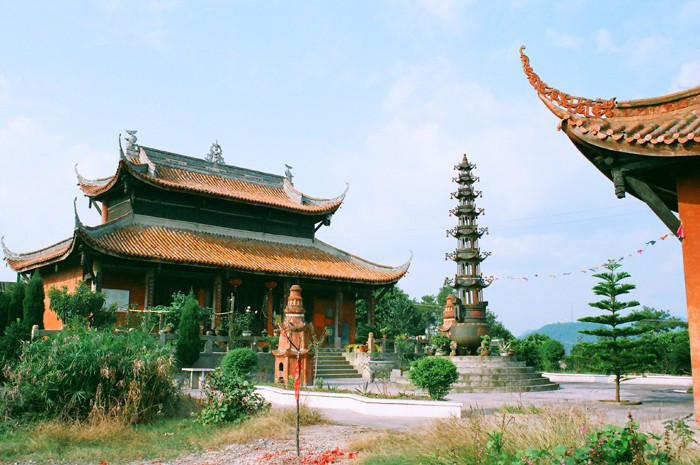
[498,339,514,357]
[430,332,451,356]
[479,334,491,356]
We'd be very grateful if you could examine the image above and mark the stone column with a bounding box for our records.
[367,291,376,326]
[272,285,314,385]
[676,169,700,426]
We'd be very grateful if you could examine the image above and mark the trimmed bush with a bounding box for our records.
[430,332,451,354]
[540,338,565,372]
[409,356,458,400]
[175,294,202,367]
[220,348,258,378]
[195,368,268,425]
[22,272,45,329]
[0,322,176,423]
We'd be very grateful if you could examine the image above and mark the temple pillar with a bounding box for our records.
[101,200,109,224]
[144,269,155,309]
[367,291,376,326]
[676,169,700,426]
[212,275,222,330]
[272,285,314,385]
[265,281,278,335]
[334,288,343,348]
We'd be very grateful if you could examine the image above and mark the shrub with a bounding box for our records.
[22,272,45,329]
[430,332,451,354]
[0,322,176,423]
[48,281,113,328]
[540,338,565,372]
[0,321,31,376]
[395,334,418,371]
[409,356,458,400]
[512,333,551,370]
[195,368,268,425]
[175,294,202,367]
[220,348,258,378]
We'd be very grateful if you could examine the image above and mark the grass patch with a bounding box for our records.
[350,407,700,465]
[497,403,542,414]
[0,406,326,464]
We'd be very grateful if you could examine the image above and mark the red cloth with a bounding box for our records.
[294,360,301,400]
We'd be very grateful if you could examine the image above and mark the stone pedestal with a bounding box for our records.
[272,285,314,385]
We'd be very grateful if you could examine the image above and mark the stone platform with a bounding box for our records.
[449,355,559,393]
[391,355,559,393]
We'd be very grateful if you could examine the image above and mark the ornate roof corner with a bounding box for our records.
[395,250,413,273]
[75,164,116,190]
[519,45,616,119]
[282,180,347,209]
[124,130,139,161]
[1,236,19,260]
[73,197,84,231]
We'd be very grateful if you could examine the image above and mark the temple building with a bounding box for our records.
[2,132,409,347]
[520,46,700,422]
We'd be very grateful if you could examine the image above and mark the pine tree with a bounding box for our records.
[8,280,26,326]
[176,293,202,367]
[23,271,45,329]
[578,261,650,402]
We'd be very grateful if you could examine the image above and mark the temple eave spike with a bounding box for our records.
[519,45,616,119]
[1,235,19,260]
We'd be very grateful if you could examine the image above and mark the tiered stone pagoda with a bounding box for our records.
[440,154,491,351]
[437,154,558,393]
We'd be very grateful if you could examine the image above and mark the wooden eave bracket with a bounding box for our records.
[625,176,682,241]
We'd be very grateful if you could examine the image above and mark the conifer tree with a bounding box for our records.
[0,291,9,336]
[8,280,26,326]
[578,261,650,402]
[176,293,202,367]
[23,271,45,329]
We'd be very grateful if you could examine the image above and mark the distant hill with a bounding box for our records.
[521,322,602,353]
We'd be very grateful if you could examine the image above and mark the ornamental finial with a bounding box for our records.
[124,130,139,158]
[284,164,294,184]
[206,140,225,167]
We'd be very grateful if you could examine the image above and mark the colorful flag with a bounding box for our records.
[677,224,685,239]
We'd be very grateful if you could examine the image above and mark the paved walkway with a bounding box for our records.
[314,380,695,431]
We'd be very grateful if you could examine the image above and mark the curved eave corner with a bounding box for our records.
[283,179,348,213]
[1,234,76,273]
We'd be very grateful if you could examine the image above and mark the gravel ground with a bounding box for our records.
[128,425,365,465]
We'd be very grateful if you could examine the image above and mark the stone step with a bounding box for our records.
[450,360,527,368]
[454,377,552,388]
[455,367,536,374]
[458,374,545,383]
[452,383,559,393]
[315,372,363,379]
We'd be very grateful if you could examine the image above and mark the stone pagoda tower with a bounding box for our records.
[440,154,491,352]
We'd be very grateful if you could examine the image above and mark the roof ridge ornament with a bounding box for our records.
[519,45,616,119]
[1,236,20,260]
[124,130,139,159]
[284,164,293,184]
[205,140,225,168]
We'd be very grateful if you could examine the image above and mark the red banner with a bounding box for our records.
[294,360,301,400]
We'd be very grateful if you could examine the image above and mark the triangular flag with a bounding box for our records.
[677,224,685,239]
[660,234,668,240]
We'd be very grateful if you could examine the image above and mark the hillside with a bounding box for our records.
[521,322,601,353]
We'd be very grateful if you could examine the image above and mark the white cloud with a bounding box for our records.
[546,29,581,51]
[670,60,700,92]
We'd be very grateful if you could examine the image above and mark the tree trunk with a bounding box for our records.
[296,352,301,457]
[615,373,621,402]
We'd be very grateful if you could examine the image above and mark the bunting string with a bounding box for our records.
[491,231,676,282]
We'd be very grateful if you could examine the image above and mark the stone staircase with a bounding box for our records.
[314,348,362,380]
[450,356,559,393]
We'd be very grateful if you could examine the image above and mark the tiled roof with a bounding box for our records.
[76,146,346,214]
[4,218,409,284]
[2,237,74,272]
[520,46,700,157]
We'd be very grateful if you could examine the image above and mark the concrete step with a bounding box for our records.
[459,373,546,383]
[452,382,560,393]
[454,377,552,388]
[315,372,363,379]
[455,366,536,374]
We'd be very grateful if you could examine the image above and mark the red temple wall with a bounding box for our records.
[41,266,83,330]
[310,292,355,345]
[102,272,146,310]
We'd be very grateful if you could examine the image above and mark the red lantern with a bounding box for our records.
[229,278,243,287]
[264,281,278,290]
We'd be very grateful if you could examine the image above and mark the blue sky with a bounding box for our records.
[1,1,698,334]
